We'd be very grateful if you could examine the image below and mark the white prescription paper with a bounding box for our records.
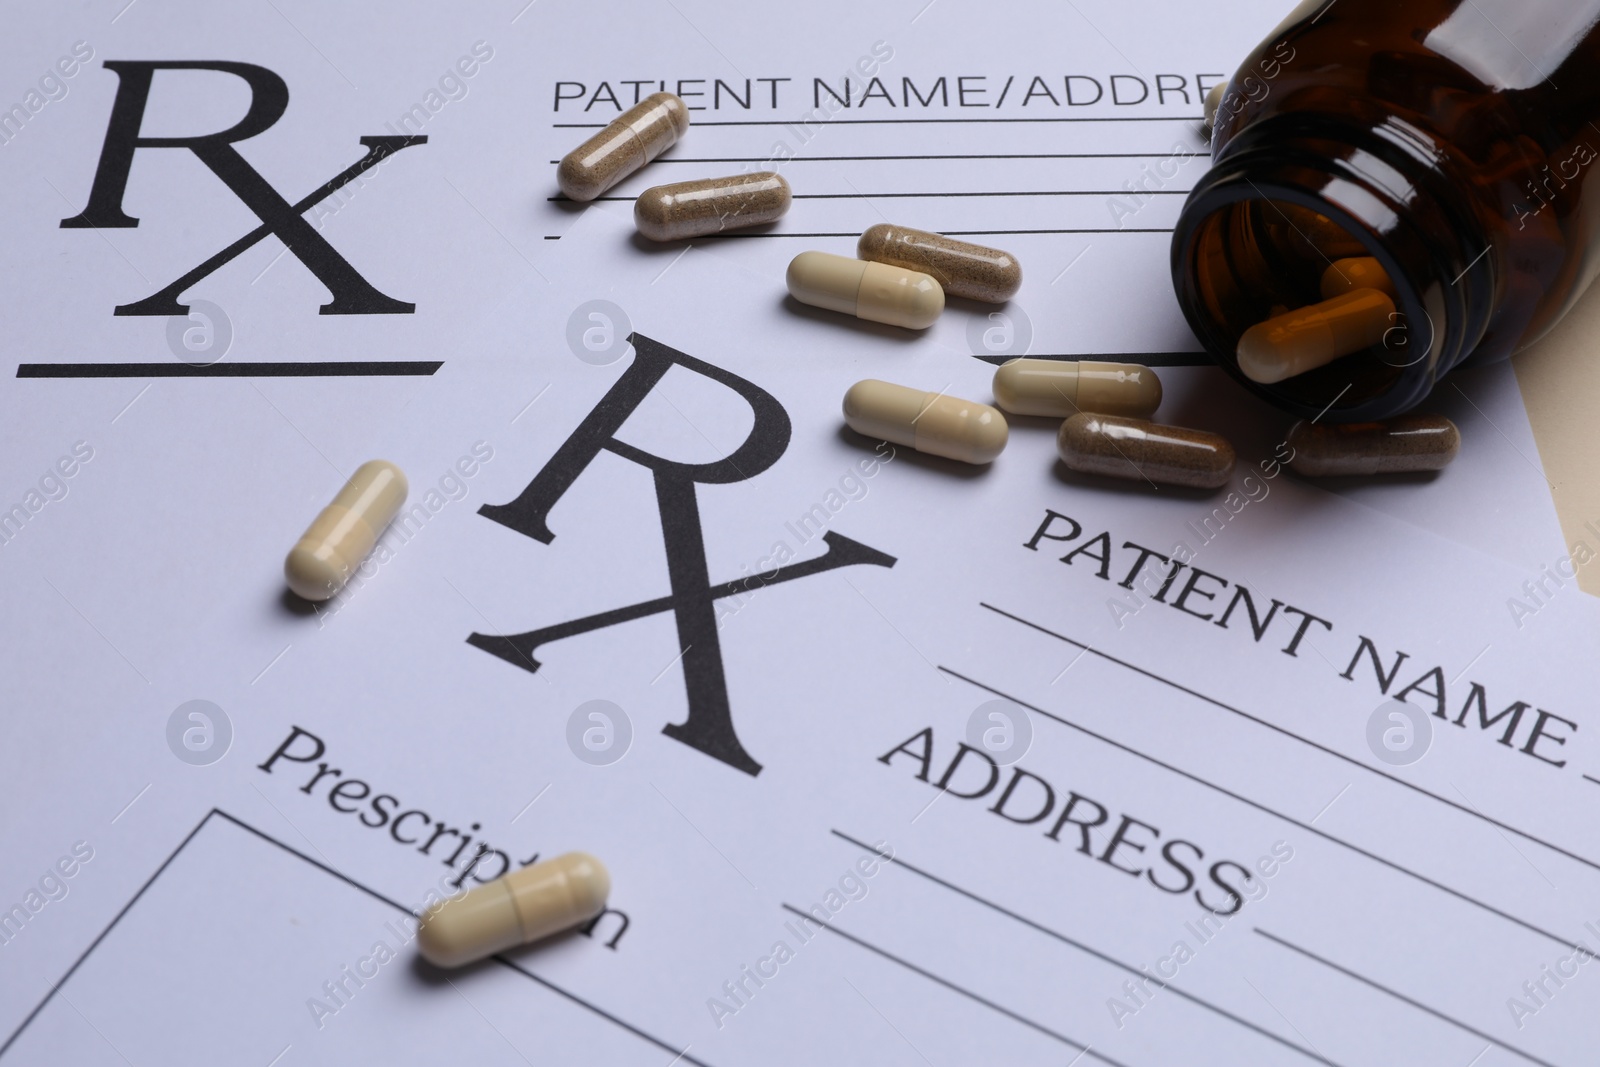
[1,2,1597,1066]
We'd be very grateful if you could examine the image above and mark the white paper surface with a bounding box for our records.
[0,3,1595,1066]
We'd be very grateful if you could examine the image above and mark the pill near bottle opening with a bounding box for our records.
[418,852,610,969]
[1287,415,1459,476]
[558,92,690,203]
[787,251,944,330]
[1202,81,1225,135]
[285,460,408,602]
[635,171,791,241]
[1320,256,1397,301]
[857,224,1022,303]
[844,379,1008,465]
[992,358,1161,419]
[1236,288,1397,384]
[1057,413,1235,490]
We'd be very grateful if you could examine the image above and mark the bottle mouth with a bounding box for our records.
[1171,133,1488,422]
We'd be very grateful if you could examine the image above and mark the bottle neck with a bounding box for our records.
[1171,118,1495,421]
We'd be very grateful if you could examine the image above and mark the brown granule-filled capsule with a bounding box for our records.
[857,224,1022,303]
[558,92,690,202]
[1057,413,1235,489]
[634,172,791,241]
[1286,415,1459,476]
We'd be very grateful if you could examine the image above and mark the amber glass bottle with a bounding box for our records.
[1171,0,1600,420]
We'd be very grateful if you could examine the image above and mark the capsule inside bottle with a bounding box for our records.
[1057,413,1234,489]
[1287,415,1459,476]
[1236,288,1396,384]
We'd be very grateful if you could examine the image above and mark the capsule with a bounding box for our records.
[634,171,791,241]
[1276,203,1368,260]
[843,380,1007,464]
[418,852,611,969]
[1286,415,1460,476]
[857,224,1022,303]
[992,358,1161,419]
[284,460,408,601]
[557,92,690,202]
[1236,288,1397,384]
[1320,256,1398,301]
[1057,413,1235,489]
[1201,81,1225,136]
[787,251,944,330]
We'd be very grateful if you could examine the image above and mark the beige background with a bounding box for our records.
[1513,280,1600,594]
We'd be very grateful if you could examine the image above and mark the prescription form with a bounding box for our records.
[2,1,1598,1065]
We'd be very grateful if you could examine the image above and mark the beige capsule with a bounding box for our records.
[787,251,944,330]
[1320,256,1398,301]
[634,171,791,241]
[843,379,1008,464]
[992,358,1162,419]
[558,92,690,202]
[857,224,1022,303]
[1236,288,1397,384]
[1275,203,1368,260]
[1201,81,1225,136]
[1057,413,1235,489]
[1287,415,1460,476]
[418,852,611,969]
[284,460,408,601]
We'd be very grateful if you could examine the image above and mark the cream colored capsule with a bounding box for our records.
[1058,413,1235,490]
[418,852,610,969]
[558,92,690,202]
[843,379,1007,464]
[857,224,1022,303]
[1236,288,1396,384]
[1319,256,1397,301]
[634,171,791,241]
[992,359,1162,419]
[787,251,944,330]
[284,460,408,601]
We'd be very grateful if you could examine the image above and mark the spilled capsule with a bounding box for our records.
[788,251,944,330]
[1057,413,1235,489]
[992,359,1161,419]
[285,460,408,601]
[558,92,690,202]
[1236,288,1396,384]
[857,224,1022,303]
[1287,415,1460,476]
[844,379,1008,464]
[1320,256,1397,301]
[634,172,791,241]
[418,852,611,969]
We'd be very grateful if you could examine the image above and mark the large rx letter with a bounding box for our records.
[62,61,423,315]
[470,333,896,776]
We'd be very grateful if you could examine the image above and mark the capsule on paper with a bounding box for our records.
[991,359,1161,419]
[1287,415,1460,476]
[843,379,1008,464]
[787,251,944,329]
[1320,256,1398,301]
[558,92,690,202]
[285,460,408,602]
[634,172,791,241]
[418,852,611,969]
[1236,288,1397,384]
[857,224,1022,303]
[1057,413,1234,489]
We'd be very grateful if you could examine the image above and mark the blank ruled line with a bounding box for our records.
[17,361,443,379]
[1582,774,1600,788]
[971,352,1209,367]
[554,115,1204,127]
[549,151,1211,164]
[980,603,1600,875]
[830,830,1344,1066]
[939,664,1584,953]
[1254,929,1563,1067]
[779,904,1130,1067]
[694,228,1174,238]
[550,189,1190,202]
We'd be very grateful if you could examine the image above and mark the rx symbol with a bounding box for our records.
[62,61,425,315]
